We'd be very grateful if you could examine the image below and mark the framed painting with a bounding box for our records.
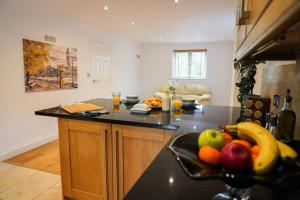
[23,39,78,92]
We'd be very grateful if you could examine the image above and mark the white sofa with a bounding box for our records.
[154,83,211,105]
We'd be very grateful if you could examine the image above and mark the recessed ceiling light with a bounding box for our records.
[185,18,192,21]
[104,6,108,10]
[159,37,163,41]
[174,0,180,3]
[148,32,152,35]
[193,29,196,32]
[131,22,135,25]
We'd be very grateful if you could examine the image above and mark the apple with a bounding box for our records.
[220,143,252,172]
[198,129,225,150]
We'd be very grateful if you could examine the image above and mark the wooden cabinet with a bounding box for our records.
[245,0,271,35]
[235,25,247,51]
[58,119,113,200]
[112,125,174,199]
[235,0,300,60]
[235,0,248,50]
[58,119,175,200]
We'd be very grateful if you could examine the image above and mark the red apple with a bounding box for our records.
[220,143,252,172]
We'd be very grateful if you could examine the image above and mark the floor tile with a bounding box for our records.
[0,163,13,173]
[34,183,62,200]
[0,164,36,193]
[0,170,60,200]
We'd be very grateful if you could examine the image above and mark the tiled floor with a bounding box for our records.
[0,162,62,200]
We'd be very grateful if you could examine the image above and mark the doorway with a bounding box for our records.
[90,42,112,98]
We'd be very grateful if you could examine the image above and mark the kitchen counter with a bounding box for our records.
[36,99,299,199]
[35,98,240,133]
[125,141,300,200]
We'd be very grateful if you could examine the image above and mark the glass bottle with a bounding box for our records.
[162,93,170,112]
[277,89,296,141]
[265,113,271,130]
[269,115,282,140]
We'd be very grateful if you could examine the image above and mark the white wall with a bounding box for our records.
[140,41,234,106]
[0,1,141,160]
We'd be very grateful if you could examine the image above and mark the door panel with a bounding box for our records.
[235,0,248,51]
[246,0,271,35]
[120,126,165,196]
[69,130,105,196]
[91,43,112,99]
[113,125,174,199]
[58,119,110,200]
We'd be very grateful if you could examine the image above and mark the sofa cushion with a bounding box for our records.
[159,84,169,92]
[154,92,168,99]
[175,84,185,94]
[181,84,210,96]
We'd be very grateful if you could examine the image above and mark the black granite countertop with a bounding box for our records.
[36,99,299,199]
[35,98,241,133]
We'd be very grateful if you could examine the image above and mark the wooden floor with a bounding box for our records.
[5,140,60,175]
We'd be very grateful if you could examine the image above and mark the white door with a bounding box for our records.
[91,43,112,98]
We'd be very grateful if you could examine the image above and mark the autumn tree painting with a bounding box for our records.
[23,39,78,92]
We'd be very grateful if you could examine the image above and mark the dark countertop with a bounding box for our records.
[125,144,300,200]
[35,98,241,133]
[36,99,299,199]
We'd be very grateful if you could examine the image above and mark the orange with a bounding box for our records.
[222,132,233,144]
[153,97,161,102]
[251,145,260,155]
[232,140,252,150]
[198,146,220,166]
[252,154,258,161]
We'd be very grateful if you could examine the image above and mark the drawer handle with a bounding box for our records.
[114,130,119,200]
[236,0,250,25]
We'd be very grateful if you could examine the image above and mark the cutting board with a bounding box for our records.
[61,103,103,113]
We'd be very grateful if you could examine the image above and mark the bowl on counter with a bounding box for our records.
[125,95,140,104]
[126,95,139,100]
[182,99,196,107]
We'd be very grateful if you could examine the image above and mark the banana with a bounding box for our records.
[276,140,298,162]
[226,122,279,175]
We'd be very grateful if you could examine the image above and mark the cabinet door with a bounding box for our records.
[113,125,172,199]
[246,0,271,35]
[58,119,111,200]
[235,25,247,51]
[235,0,297,60]
[235,0,249,51]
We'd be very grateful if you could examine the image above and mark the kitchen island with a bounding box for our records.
[36,99,298,200]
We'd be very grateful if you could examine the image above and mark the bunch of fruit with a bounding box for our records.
[198,122,298,175]
[144,97,162,108]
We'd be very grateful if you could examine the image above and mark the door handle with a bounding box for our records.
[236,0,250,25]
[104,128,109,200]
[113,130,119,200]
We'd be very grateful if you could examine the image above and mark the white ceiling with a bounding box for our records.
[19,0,235,43]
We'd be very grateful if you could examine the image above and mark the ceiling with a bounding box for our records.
[17,0,235,43]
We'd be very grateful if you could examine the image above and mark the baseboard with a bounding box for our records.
[0,133,58,161]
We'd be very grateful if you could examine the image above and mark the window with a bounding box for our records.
[172,50,207,79]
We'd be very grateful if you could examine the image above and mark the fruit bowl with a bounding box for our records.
[168,132,300,193]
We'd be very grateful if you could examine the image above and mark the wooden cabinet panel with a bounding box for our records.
[120,126,165,197]
[235,0,248,51]
[58,119,111,200]
[235,0,299,60]
[235,25,247,51]
[246,0,271,35]
[58,119,176,200]
[69,130,105,196]
[113,125,175,199]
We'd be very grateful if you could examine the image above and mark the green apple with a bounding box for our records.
[198,129,225,150]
